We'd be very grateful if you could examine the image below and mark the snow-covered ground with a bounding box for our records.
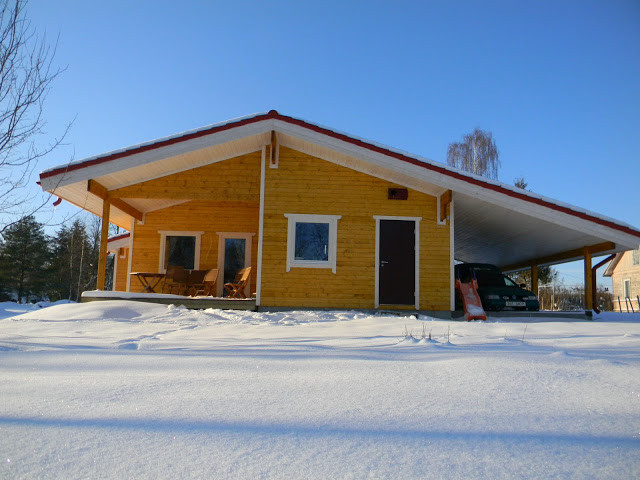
[1,301,639,479]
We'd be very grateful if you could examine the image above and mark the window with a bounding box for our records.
[632,249,639,266]
[285,214,341,273]
[158,231,203,272]
[623,279,631,299]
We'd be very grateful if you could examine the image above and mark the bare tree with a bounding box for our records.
[0,0,67,234]
[514,177,527,190]
[447,128,500,180]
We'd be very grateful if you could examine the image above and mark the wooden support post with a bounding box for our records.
[439,189,452,223]
[96,198,111,290]
[531,263,538,296]
[584,247,593,310]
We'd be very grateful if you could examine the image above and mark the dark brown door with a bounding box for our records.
[379,220,416,305]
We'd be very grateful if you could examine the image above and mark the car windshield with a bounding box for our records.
[476,271,519,288]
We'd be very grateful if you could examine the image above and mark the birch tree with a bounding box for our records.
[447,128,500,180]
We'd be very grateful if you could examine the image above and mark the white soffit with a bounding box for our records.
[277,132,447,197]
[455,192,631,268]
[51,185,132,229]
[41,127,270,191]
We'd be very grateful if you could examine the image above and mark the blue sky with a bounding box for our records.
[25,0,640,287]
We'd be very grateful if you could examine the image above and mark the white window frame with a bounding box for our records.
[285,214,341,273]
[158,230,204,272]
[623,278,631,299]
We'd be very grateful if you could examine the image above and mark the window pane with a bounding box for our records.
[166,236,195,270]
[295,222,329,261]
[224,238,246,285]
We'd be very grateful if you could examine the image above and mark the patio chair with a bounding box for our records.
[189,268,219,297]
[185,269,208,296]
[224,267,252,298]
[164,265,188,295]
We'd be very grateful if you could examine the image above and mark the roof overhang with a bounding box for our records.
[106,233,130,252]
[40,110,640,269]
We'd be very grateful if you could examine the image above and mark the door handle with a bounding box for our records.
[380,260,389,266]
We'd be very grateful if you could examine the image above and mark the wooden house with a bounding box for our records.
[603,247,640,311]
[40,111,640,315]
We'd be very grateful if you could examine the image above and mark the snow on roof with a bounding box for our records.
[107,232,130,243]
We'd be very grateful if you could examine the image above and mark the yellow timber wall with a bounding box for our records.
[261,147,451,310]
[113,247,129,292]
[127,152,261,292]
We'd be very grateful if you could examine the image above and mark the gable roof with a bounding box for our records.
[106,232,130,252]
[40,110,640,269]
[603,253,623,277]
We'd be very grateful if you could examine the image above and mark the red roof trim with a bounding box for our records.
[40,110,640,239]
[107,232,130,243]
[39,111,277,180]
[276,114,640,238]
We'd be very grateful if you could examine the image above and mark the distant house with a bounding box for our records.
[106,232,131,293]
[39,110,640,315]
[604,247,640,311]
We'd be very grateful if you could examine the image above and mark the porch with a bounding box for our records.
[81,291,257,311]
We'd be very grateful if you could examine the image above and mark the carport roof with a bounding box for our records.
[39,110,640,270]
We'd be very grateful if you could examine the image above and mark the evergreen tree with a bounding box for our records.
[0,215,50,302]
[47,219,96,302]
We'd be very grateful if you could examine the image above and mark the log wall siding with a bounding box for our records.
[260,147,450,310]
[127,153,262,293]
[110,152,261,202]
[130,200,259,292]
[114,248,129,292]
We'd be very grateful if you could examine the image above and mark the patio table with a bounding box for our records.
[130,272,165,293]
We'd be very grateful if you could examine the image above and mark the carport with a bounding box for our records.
[451,185,639,311]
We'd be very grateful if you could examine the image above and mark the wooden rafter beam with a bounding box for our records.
[88,179,144,221]
[500,241,616,272]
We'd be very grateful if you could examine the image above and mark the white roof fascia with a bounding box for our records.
[107,236,130,250]
[276,133,446,198]
[40,112,640,250]
[270,119,639,249]
[40,120,274,191]
[272,120,454,194]
[40,112,269,176]
[94,140,268,192]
